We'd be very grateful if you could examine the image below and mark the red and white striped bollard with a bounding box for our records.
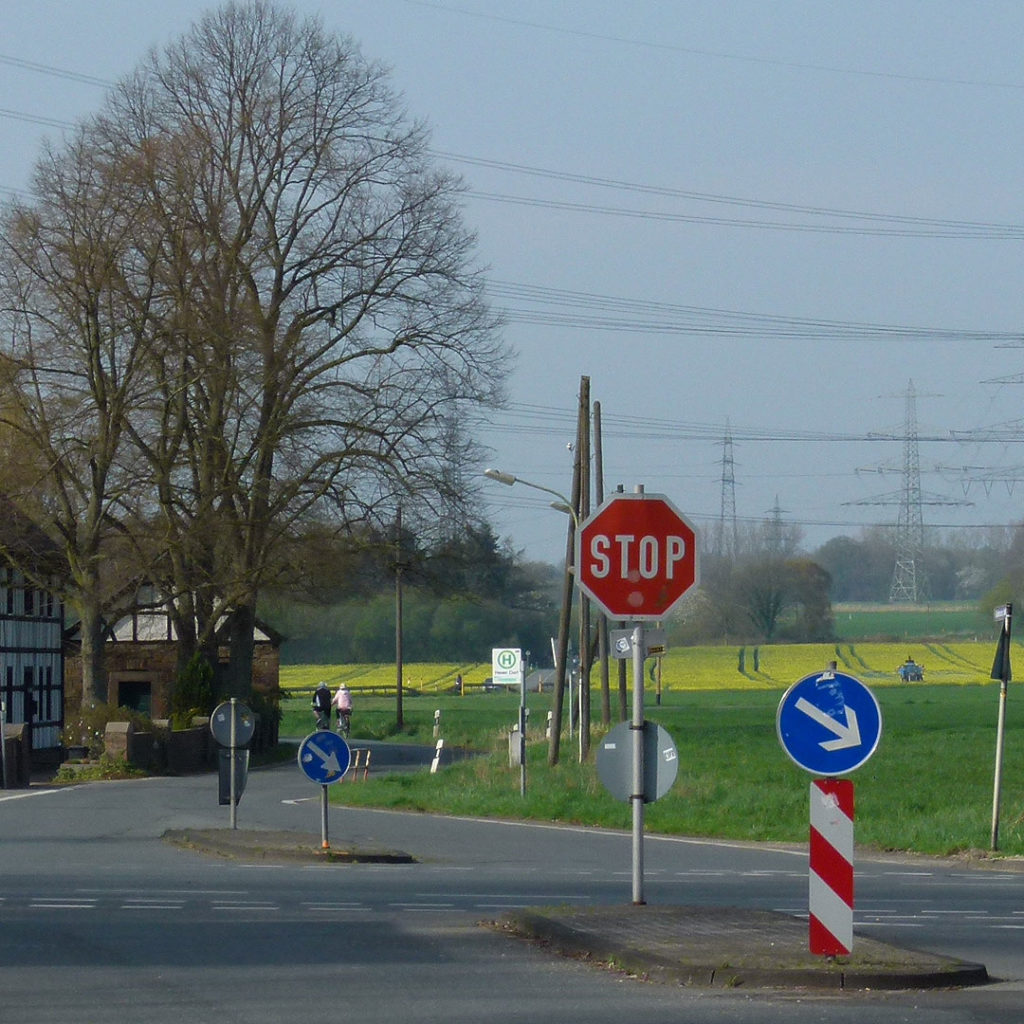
[809,778,854,955]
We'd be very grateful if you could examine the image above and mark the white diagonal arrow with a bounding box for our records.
[305,739,342,777]
[795,697,861,751]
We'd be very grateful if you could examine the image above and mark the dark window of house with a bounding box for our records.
[118,681,152,716]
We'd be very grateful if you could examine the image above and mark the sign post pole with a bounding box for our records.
[0,698,7,790]
[991,603,1013,850]
[229,697,238,830]
[321,784,330,850]
[519,653,527,798]
[631,622,646,905]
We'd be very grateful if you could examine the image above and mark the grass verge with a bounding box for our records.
[289,684,1024,859]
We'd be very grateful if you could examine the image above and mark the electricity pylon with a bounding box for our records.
[714,422,738,558]
[847,381,969,602]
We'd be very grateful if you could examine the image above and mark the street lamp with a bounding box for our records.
[483,468,578,525]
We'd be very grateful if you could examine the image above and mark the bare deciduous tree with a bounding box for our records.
[0,132,166,705]
[1,1,508,702]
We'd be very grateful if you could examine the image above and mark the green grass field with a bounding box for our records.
[286,684,1024,860]
[832,602,989,641]
[277,622,1024,858]
[288,682,1024,858]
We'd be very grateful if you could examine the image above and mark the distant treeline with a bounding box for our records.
[265,588,554,665]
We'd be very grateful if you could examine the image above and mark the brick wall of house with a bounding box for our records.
[64,640,281,719]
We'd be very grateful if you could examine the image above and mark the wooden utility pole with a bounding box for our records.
[548,378,586,765]
[395,504,404,729]
[578,379,592,761]
[593,400,611,726]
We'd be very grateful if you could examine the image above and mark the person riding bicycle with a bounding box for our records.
[312,681,333,729]
[334,684,353,736]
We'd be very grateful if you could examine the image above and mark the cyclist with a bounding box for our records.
[312,681,332,729]
[334,684,353,736]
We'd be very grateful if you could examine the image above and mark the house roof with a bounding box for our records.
[0,496,66,575]
[109,608,280,645]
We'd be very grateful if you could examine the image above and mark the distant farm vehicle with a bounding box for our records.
[897,659,924,682]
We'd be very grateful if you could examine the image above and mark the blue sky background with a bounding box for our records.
[4,1,1024,564]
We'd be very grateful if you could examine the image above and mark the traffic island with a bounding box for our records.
[492,905,989,991]
[162,828,415,864]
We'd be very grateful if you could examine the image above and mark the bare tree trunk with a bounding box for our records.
[77,596,107,707]
[224,603,256,701]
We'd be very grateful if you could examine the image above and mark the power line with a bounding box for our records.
[484,402,1024,446]
[0,107,76,131]
[468,190,1024,239]
[0,53,113,88]
[438,151,1024,233]
[405,2,1024,92]
[488,281,1020,342]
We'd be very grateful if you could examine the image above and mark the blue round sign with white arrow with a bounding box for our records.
[297,731,351,785]
[777,669,882,776]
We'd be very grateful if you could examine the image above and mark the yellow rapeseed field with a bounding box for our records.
[281,640,1003,695]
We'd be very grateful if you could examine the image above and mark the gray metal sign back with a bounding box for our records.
[597,721,679,803]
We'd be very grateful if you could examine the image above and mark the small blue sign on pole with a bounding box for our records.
[297,731,351,785]
[777,669,882,776]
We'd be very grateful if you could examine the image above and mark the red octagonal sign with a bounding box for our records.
[576,493,699,620]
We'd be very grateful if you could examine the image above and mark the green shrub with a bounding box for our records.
[171,652,215,729]
[61,702,156,759]
[54,754,145,783]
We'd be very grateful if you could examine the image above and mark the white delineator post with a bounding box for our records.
[809,778,854,955]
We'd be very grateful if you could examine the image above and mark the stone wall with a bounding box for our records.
[2,724,32,787]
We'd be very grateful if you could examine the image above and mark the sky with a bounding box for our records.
[4,1,1024,566]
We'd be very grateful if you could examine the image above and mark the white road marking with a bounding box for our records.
[0,789,65,803]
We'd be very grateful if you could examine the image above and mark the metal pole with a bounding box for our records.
[519,654,527,797]
[321,784,330,849]
[991,604,1013,851]
[395,504,404,730]
[631,622,646,906]
[1,698,7,790]
[991,680,1008,850]
[229,697,237,830]
[567,662,575,740]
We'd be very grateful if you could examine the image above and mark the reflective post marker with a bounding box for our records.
[809,779,854,955]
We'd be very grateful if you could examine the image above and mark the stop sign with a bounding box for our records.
[576,493,699,620]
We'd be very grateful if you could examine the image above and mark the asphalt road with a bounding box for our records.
[2,759,1024,1023]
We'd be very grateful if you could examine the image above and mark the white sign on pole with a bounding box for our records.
[491,647,522,688]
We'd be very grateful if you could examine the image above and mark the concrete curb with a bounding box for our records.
[162,827,416,864]
[493,905,989,992]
